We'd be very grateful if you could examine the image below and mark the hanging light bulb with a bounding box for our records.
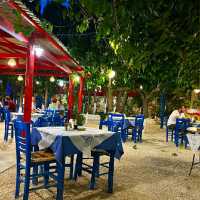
[107,70,116,79]
[8,58,16,67]
[17,75,23,81]
[36,81,40,85]
[194,89,200,94]
[50,76,55,82]
[140,85,143,90]
[34,46,44,57]
[58,79,64,87]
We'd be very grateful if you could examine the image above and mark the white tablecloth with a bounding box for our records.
[37,127,113,155]
[11,112,43,122]
[187,134,200,152]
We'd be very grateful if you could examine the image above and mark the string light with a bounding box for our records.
[34,46,44,57]
[17,75,23,82]
[8,58,16,67]
[50,76,55,82]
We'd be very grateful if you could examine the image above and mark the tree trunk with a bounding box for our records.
[107,79,113,112]
[141,94,148,118]
[120,91,128,113]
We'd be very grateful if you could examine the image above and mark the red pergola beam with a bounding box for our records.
[9,1,83,70]
[0,53,26,58]
[0,71,68,78]
[0,41,27,52]
[0,64,66,72]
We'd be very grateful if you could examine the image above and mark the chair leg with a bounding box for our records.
[15,164,21,198]
[44,163,49,187]
[11,124,14,138]
[69,155,74,180]
[89,153,99,190]
[175,131,179,147]
[189,154,195,176]
[108,153,115,193]
[23,167,31,200]
[74,153,82,180]
[4,123,8,142]
[32,165,38,185]
[132,129,137,143]
[166,127,168,142]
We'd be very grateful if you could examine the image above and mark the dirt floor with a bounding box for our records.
[0,119,200,200]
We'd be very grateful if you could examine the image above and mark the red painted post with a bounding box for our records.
[23,43,35,123]
[68,77,74,120]
[78,77,84,113]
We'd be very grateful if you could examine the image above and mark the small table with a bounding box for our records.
[186,127,200,175]
[32,127,123,200]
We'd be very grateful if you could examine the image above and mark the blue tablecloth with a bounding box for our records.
[32,127,124,164]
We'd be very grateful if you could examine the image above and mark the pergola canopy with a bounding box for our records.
[0,0,84,77]
[0,0,84,122]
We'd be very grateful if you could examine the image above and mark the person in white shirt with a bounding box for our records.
[167,106,186,128]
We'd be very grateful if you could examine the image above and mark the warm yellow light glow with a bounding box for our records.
[50,76,55,82]
[17,75,23,81]
[34,46,44,57]
[194,89,200,94]
[108,70,115,79]
[36,81,40,85]
[72,74,80,83]
[8,58,16,67]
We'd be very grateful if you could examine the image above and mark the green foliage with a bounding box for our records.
[12,10,34,36]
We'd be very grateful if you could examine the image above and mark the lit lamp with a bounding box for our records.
[108,70,116,79]
[58,79,64,87]
[194,89,200,94]
[50,76,55,82]
[34,46,44,57]
[36,81,40,85]
[72,74,80,83]
[8,58,16,67]
[140,85,143,90]
[17,75,23,82]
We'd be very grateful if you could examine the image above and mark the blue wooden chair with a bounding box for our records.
[33,116,50,127]
[74,149,115,193]
[14,120,59,200]
[4,108,14,142]
[109,113,126,141]
[51,111,64,126]
[174,118,190,148]
[132,114,144,143]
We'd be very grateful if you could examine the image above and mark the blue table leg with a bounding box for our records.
[56,161,65,200]
[89,153,99,190]
[108,152,115,193]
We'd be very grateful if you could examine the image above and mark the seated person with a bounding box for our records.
[167,106,186,129]
[57,100,65,111]
[5,96,16,112]
[48,96,58,110]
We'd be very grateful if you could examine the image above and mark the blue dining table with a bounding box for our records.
[32,127,124,200]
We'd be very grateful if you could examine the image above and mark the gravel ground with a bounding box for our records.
[0,119,200,200]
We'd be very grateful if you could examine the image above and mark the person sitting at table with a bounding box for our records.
[57,99,65,111]
[5,96,16,112]
[167,106,186,129]
[48,96,58,110]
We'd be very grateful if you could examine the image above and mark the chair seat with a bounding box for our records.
[31,150,55,163]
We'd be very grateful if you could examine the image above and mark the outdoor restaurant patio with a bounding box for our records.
[0,0,200,200]
[0,119,200,200]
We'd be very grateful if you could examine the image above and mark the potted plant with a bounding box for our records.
[77,114,86,127]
